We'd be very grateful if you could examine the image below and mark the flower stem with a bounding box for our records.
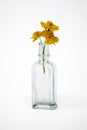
[42,43,45,74]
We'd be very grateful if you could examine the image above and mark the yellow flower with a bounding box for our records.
[41,30,59,44]
[46,36,59,44]
[32,31,41,42]
[31,20,60,44]
[41,30,53,38]
[40,20,59,31]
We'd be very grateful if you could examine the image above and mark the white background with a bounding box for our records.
[0,0,87,130]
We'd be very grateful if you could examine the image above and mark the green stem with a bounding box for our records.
[39,38,42,44]
[39,38,46,74]
[42,43,45,74]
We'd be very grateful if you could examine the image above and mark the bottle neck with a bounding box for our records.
[38,43,50,63]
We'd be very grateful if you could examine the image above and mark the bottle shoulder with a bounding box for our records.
[32,61,57,69]
[32,61,39,67]
[48,61,57,68]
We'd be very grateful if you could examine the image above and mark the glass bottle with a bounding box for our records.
[32,42,57,110]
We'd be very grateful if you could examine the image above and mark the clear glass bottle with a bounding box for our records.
[32,42,57,110]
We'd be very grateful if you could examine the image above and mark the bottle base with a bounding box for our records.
[32,103,57,110]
